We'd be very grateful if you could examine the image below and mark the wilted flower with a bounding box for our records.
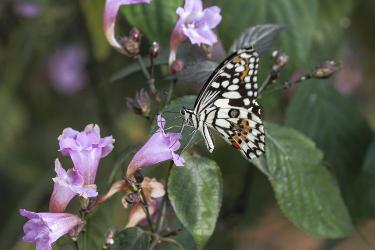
[119,28,142,55]
[126,89,151,117]
[47,44,87,95]
[58,124,114,185]
[170,59,185,74]
[49,159,98,212]
[103,0,151,54]
[169,0,222,64]
[14,1,41,18]
[97,179,131,204]
[20,209,83,250]
[127,115,184,177]
[125,177,165,227]
[311,61,340,79]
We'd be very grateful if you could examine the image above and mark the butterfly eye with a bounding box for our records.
[180,108,186,116]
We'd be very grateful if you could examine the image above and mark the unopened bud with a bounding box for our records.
[122,193,140,207]
[149,41,160,59]
[272,50,289,70]
[126,89,151,117]
[130,27,141,43]
[170,59,184,74]
[311,61,340,79]
[103,228,117,249]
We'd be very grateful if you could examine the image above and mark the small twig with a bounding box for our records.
[73,239,79,250]
[261,73,312,96]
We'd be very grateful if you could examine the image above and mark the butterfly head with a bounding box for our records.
[180,106,196,127]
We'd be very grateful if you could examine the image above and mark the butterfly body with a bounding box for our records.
[181,47,265,160]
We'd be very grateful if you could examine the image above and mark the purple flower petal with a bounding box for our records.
[58,124,114,185]
[127,115,184,176]
[49,159,97,212]
[103,0,152,52]
[169,0,221,64]
[20,209,82,250]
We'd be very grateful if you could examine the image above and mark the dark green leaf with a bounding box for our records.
[354,139,375,220]
[80,0,110,61]
[286,81,373,189]
[168,153,223,249]
[122,0,182,45]
[174,60,218,85]
[265,122,354,238]
[215,0,317,66]
[111,227,150,250]
[152,95,199,147]
[231,24,286,53]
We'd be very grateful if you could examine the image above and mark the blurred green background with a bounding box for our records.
[1,0,375,249]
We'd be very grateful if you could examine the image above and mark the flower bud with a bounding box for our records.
[149,41,160,59]
[133,170,144,184]
[120,36,140,55]
[126,89,151,117]
[103,228,117,249]
[311,61,340,79]
[272,50,289,70]
[130,27,141,43]
[170,59,185,74]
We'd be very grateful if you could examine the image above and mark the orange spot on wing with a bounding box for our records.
[240,64,250,81]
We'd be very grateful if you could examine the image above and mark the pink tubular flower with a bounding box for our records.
[58,124,114,185]
[20,209,83,250]
[126,177,165,227]
[169,0,222,64]
[127,115,184,177]
[103,0,151,53]
[49,159,98,212]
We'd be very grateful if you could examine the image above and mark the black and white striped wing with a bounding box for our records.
[194,47,265,159]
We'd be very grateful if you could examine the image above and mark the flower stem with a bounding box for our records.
[135,55,160,102]
[139,188,155,233]
[150,162,174,249]
[166,80,177,104]
[261,73,312,96]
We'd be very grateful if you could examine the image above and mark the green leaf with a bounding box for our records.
[285,81,373,188]
[264,122,354,238]
[168,153,223,249]
[215,0,317,66]
[122,0,182,45]
[152,95,198,147]
[111,227,150,250]
[354,139,375,220]
[80,0,110,61]
[231,24,286,53]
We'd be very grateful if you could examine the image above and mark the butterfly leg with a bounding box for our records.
[201,124,214,153]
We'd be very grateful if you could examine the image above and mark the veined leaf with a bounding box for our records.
[215,0,317,66]
[231,24,286,53]
[111,227,150,250]
[168,153,223,249]
[264,123,354,238]
[286,81,373,191]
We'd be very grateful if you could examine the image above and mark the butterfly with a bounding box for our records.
[180,47,265,160]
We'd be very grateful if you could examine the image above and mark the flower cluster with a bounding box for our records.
[103,0,222,66]
[20,114,184,249]
[20,125,114,250]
